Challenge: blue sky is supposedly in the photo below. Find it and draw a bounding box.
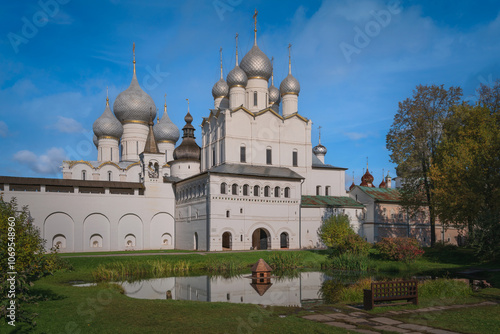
[1,0,499,189]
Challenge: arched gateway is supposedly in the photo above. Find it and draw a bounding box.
[252,228,270,250]
[222,232,232,250]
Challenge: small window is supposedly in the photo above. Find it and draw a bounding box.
[292,150,298,167]
[266,148,272,165]
[284,187,290,198]
[325,186,331,196]
[243,184,249,196]
[232,184,238,195]
[110,148,113,161]
[316,186,321,196]
[240,235,243,241]
[108,171,112,181]
[221,183,227,194]
[240,208,243,214]
[254,185,260,197]
[253,91,257,106]
[274,186,280,198]
[240,146,246,163]
[82,170,86,181]
[264,186,270,197]
[212,148,216,167]
[226,210,230,218]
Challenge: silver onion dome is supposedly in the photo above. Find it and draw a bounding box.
[93,99,124,140]
[269,84,280,104]
[227,65,248,88]
[212,78,229,98]
[154,105,180,144]
[280,73,300,95]
[113,69,156,123]
[240,45,272,80]
[313,144,327,155]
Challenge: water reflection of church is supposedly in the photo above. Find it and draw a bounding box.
[121,272,326,307]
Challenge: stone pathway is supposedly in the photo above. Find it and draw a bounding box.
[301,301,497,334]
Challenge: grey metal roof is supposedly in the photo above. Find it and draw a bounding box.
[209,163,303,179]
[0,176,144,189]
[311,153,348,170]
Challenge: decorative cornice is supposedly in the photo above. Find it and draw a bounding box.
[229,84,246,89]
[247,76,267,80]
[157,140,176,144]
[122,120,148,125]
[281,92,299,96]
[98,135,120,141]
[97,161,121,169]
[125,161,140,170]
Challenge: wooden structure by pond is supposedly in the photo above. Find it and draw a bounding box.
[363,280,418,310]
[250,259,273,295]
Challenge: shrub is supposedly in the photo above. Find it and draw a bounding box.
[317,214,353,248]
[338,234,371,256]
[376,237,424,263]
[419,278,472,300]
[0,197,70,327]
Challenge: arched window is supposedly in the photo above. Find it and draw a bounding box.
[284,187,290,198]
[108,171,112,181]
[292,150,298,167]
[253,91,258,106]
[264,186,270,197]
[82,170,86,180]
[325,186,331,196]
[243,184,249,196]
[232,183,238,195]
[254,185,260,197]
[274,186,280,198]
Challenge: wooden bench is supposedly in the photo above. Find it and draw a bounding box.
[363,280,418,310]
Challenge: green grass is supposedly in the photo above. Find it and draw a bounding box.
[4,248,500,333]
[392,305,500,334]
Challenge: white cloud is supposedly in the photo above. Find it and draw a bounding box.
[47,116,85,133]
[13,147,67,175]
[344,131,369,140]
[0,121,8,137]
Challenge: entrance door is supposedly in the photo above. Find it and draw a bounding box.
[252,228,270,250]
[280,232,289,249]
[222,232,232,250]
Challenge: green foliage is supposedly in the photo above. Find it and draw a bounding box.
[318,214,371,254]
[386,84,463,246]
[317,214,353,248]
[0,196,69,327]
[376,237,425,263]
[338,233,371,256]
[329,253,370,271]
[431,94,500,260]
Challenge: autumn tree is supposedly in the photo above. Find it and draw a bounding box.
[431,82,500,259]
[386,84,462,246]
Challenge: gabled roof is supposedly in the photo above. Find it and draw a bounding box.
[301,195,364,208]
[284,112,308,123]
[254,107,283,120]
[355,186,401,203]
[251,258,272,272]
[209,163,303,180]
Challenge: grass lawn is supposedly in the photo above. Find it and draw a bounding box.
[3,248,499,333]
[392,304,500,334]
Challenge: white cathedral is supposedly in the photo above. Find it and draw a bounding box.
[1,16,384,253]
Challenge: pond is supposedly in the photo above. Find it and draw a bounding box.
[120,272,334,307]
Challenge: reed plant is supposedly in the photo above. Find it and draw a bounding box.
[266,252,302,270]
[329,252,370,271]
